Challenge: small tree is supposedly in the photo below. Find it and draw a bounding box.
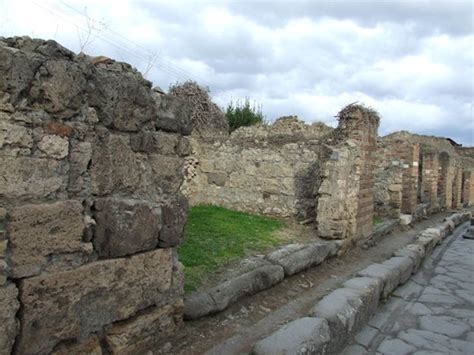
[225,98,265,132]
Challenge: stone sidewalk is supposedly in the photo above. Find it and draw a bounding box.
[343,227,474,354]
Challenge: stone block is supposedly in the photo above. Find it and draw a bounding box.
[207,172,227,186]
[37,134,69,159]
[265,242,335,276]
[415,235,437,255]
[393,244,425,273]
[16,248,175,355]
[51,335,102,355]
[29,59,87,118]
[0,240,6,258]
[400,214,412,225]
[443,220,455,233]
[0,121,33,148]
[0,283,20,355]
[93,198,161,258]
[149,153,185,193]
[309,287,372,353]
[158,194,188,248]
[253,317,330,355]
[130,130,179,155]
[357,263,400,298]
[8,200,93,278]
[343,277,383,315]
[176,136,192,156]
[422,228,442,245]
[0,259,7,285]
[209,263,284,313]
[0,156,65,200]
[68,141,92,193]
[154,94,193,135]
[88,65,156,132]
[105,300,183,355]
[90,134,140,196]
[382,256,414,284]
[184,292,217,320]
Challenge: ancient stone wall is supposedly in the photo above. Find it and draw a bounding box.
[182,117,333,221]
[183,106,379,244]
[0,37,191,354]
[375,132,474,217]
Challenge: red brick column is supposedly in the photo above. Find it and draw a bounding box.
[421,151,438,208]
[462,171,474,206]
[337,106,379,240]
[452,166,463,209]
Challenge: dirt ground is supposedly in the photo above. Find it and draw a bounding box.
[164,211,456,355]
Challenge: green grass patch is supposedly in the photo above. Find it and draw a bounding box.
[178,205,285,293]
[373,216,384,225]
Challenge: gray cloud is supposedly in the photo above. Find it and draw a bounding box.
[1,0,473,144]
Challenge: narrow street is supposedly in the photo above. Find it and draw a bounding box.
[343,223,474,355]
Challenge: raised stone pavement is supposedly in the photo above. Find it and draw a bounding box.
[343,226,474,354]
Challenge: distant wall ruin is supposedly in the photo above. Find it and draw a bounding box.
[0,37,191,354]
[183,105,380,242]
[374,131,474,221]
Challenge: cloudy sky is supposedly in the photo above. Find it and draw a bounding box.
[1,0,473,144]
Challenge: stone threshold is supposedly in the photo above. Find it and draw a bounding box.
[184,240,339,320]
[251,211,471,354]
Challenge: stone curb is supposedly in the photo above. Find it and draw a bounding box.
[252,211,472,355]
[362,219,399,249]
[184,241,338,320]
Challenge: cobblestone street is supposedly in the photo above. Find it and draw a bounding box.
[343,224,474,354]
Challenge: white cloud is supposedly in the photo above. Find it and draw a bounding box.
[1,0,472,145]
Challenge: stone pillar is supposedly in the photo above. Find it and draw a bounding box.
[402,143,420,214]
[421,151,439,209]
[452,166,463,209]
[327,104,379,241]
[437,152,451,208]
[462,170,474,206]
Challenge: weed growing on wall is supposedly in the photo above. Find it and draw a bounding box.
[225,98,266,132]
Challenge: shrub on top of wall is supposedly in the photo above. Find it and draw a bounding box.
[225,98,266,132]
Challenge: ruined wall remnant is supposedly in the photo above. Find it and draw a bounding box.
[375,131,474,216]
[374,139,403,219]
[169,81,229,138]
[183,102,379,242]
[182,117,333,221]
[462,171,474,206]
[0,37,191,354]
[316,104,379,241]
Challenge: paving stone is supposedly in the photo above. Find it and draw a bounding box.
[419,315,470,338]
[406,302,432,316]
[398,328,474,354]
[340,344,367,355]
[398,329,452,353]
[252,317,331,355]
[354,325,380,348]
[377,338,416,355]
[392,280,424,301]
